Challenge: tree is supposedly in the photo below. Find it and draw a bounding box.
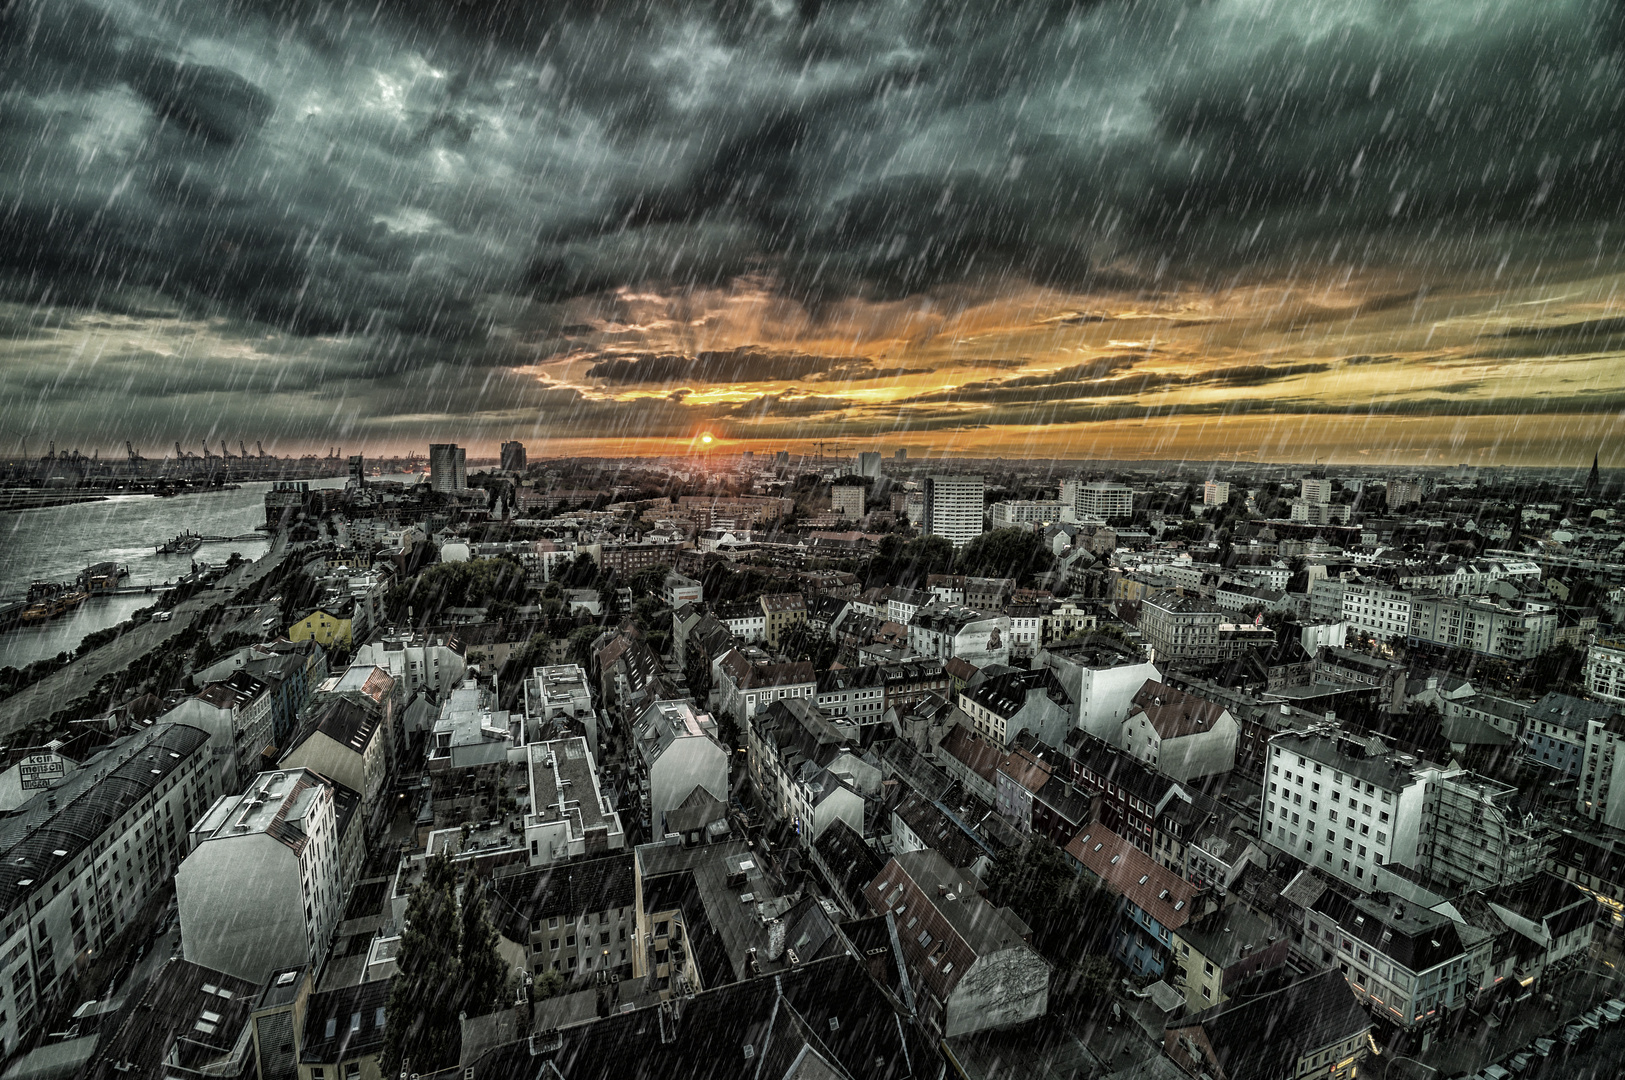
[628,563,672,600]
[459,878,510,1019]
[954,527,1053,585]
[984,837,1114,962]
[383,856,462,1075]
[532,969,566,1001]
[567,624,602,669]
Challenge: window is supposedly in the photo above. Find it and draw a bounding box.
[566,935,576,947]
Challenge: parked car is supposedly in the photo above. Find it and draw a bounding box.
[1532,1038,1556,1058]
[1508,1052,1534,1073]
[1561,1022,1595,1048]
[152,610,173,622]
[1480,1065,1513,1080]
[1602,998,1625,1023]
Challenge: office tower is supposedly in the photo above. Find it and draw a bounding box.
[857,451,882,478]
[500,440,527,473]
[429,443,467,493]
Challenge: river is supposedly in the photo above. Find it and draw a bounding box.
[0,477,382,669]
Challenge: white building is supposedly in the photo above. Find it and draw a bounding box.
[524,737,626,866]
[1202,480,1230,506]
[1031,641,1162,744]
[662,572,704,609]
[1122,681,1237,782]
[1075,481,1133,521]
[1300,476,1333,503]
[1341,580,1415,640]
[909,603,1012,668]
[631,699,730,836]
[1261,731,1431,890]
[524,663,596,744]
[162,670,275,793]
[990,500,1068,529]
[923,475,986,548]
[857,451,882,478]
[1585,640,1625,704]
[352,632,466,699]
[0,723,218,1053]
[1408,593,1558,660]
[429,443,467,493]
[177,769,344,986]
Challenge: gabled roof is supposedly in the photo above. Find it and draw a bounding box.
[995,746,1053,795]
[1065,824,1199,930]
[488,853,638,944]
[1310,888,1465,973]
[936,723,1001,784]
[462,954,924,1080]
[1129,680,1229,739]
[866,849,1034,1003]
[1166,970,1371,1080]
[300,978,391,1064]
[295,697,380,757]
[85,960,257,1079]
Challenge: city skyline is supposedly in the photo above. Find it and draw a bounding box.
[4,1,1625,464]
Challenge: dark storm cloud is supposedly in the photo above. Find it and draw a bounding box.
[584,348,927,386]
[904,358,1333,405]
[7,0,1625,439]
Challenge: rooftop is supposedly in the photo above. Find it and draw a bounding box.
[528,737,618,838]
[0,722,210,916]
[192,769,330,855]
[1167,969,1372,1080]
[1129,679,1229,739]
[1065,825,1200,930]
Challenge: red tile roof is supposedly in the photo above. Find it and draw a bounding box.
[1129,680,1230,740]
[1065,824,1199,930]
[937,723,1001,783]
[996,746,1053,794]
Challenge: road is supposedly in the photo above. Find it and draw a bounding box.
[1524,1009,1625,1080]
[0,534,287,737]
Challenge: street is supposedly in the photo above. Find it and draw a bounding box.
[0,534,287,737]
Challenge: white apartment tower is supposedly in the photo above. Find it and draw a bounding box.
[1075,481,1134,521]
[924,475,986,548]
[1202,480,1230,506]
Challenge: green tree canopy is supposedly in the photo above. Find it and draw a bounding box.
[382,856,462,1075]
[954,527,1054,585]
[459,878,510,1019]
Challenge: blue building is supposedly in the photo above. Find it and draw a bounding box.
[1525,692,1613,778]
[1066,824,1207,979]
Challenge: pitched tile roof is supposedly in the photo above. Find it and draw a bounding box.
[1129,680,1229,739]
[1065,824,1199,930]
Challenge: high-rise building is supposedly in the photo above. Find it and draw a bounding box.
[1202,480,1230,506]
[500,440,527,473]
[429,443,466,493]
[830,483,866,518]
[1075,481,1133,521]
[895,448,907,461]
[1299,476,1333,503]
[923,475,985,548]
[347,454,366,488]
[857,451,882,478]
[775,450,790,467]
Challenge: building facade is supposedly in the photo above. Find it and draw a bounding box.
[923,475,986,548]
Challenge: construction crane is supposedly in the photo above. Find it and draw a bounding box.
[239,440,249,459]
[256,441,265,458]
[174,441,184,461]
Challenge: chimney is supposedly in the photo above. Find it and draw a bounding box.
[766,918,786,962]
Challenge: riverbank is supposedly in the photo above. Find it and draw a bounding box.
[0,491,109,512]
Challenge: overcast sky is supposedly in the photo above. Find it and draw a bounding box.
[3,0,1624,462]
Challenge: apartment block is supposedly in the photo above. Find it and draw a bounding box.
[1261,731,1429,890]
[177,769,345,986]
[1075,481,1133,521]
[923,475,986,548]
[0,723,217,1053]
